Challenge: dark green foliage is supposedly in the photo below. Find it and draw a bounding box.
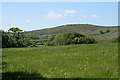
[75,37,96,44]
[2,71,44,79]
[30,42,38,47]
[2,31,11,48]
[45,32,96,46]
[50,36,55,41]
[100,30,104,34]
[45,36,55,46]
[8,27,22,33]
[45,41,54,46]
[2,27,30,48]
[106,30,110,33]
[100,30,110,35]
[53,34,68,45]
[30,44,37,47]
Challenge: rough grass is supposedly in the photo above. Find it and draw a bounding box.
[25,24,118,42]
[2,43,118,79]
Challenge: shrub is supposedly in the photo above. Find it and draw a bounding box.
[46,32,96,46]
[106,30,110,33]
[45,41,54,46]
[100,30,104,35]
[52,34,68,45]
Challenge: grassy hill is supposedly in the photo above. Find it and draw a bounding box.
[25,24,118,43]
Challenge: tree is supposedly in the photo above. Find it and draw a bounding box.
[8,27,23,38]
[53,34,68,45]
[2,27,30,48]
[2,31,10,48]
[106,30,110,33]
[100,30,104,35]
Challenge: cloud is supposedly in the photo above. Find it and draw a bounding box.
[46,11,63,19]
[63,14,68,16]
[25,19,30,23]
[81,14,100,19]
[46,9,76,19]
[91,14,100,18]
[64,10,76,14]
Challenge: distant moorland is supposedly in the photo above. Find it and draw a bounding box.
[25,24,118,43]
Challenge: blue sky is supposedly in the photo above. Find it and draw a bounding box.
[2,2,118,31]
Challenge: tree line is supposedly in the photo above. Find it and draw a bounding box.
[2,27,30,48]
[2,27,119,48]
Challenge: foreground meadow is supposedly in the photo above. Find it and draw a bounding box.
[2,43,118,79]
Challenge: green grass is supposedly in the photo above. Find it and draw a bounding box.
[2,43,118,79]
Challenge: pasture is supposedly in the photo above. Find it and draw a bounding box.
[2,43,118,79]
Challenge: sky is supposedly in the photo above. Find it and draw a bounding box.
[2,2,118,31]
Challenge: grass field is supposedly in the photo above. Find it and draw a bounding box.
[2,43,118,79]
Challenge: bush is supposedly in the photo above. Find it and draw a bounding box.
[100,30,104,35]
[46,32,96,46]
[52,34,68,45]
[45,41,54,46]
[106,30,110,33]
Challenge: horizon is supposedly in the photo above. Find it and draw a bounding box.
[25,23,118,32]
[2,2,118,31]
[1,23,118,32]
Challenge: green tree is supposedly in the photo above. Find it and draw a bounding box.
[106,30,110,33]
[53,34,68,45]
[100,30,104,35]
[2,31,10,48]
[2,27,30,48]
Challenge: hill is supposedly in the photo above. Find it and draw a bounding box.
[25,24,118,42]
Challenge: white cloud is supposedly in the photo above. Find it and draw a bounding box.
[64,10,76,14]
[46,9,76,19]
[81,14,100,19]
[63,13,68,16]
[25,19,30,23]
[46,12,63,19]
[91,14,100,18]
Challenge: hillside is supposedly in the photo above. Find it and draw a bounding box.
[25,24,118,42]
